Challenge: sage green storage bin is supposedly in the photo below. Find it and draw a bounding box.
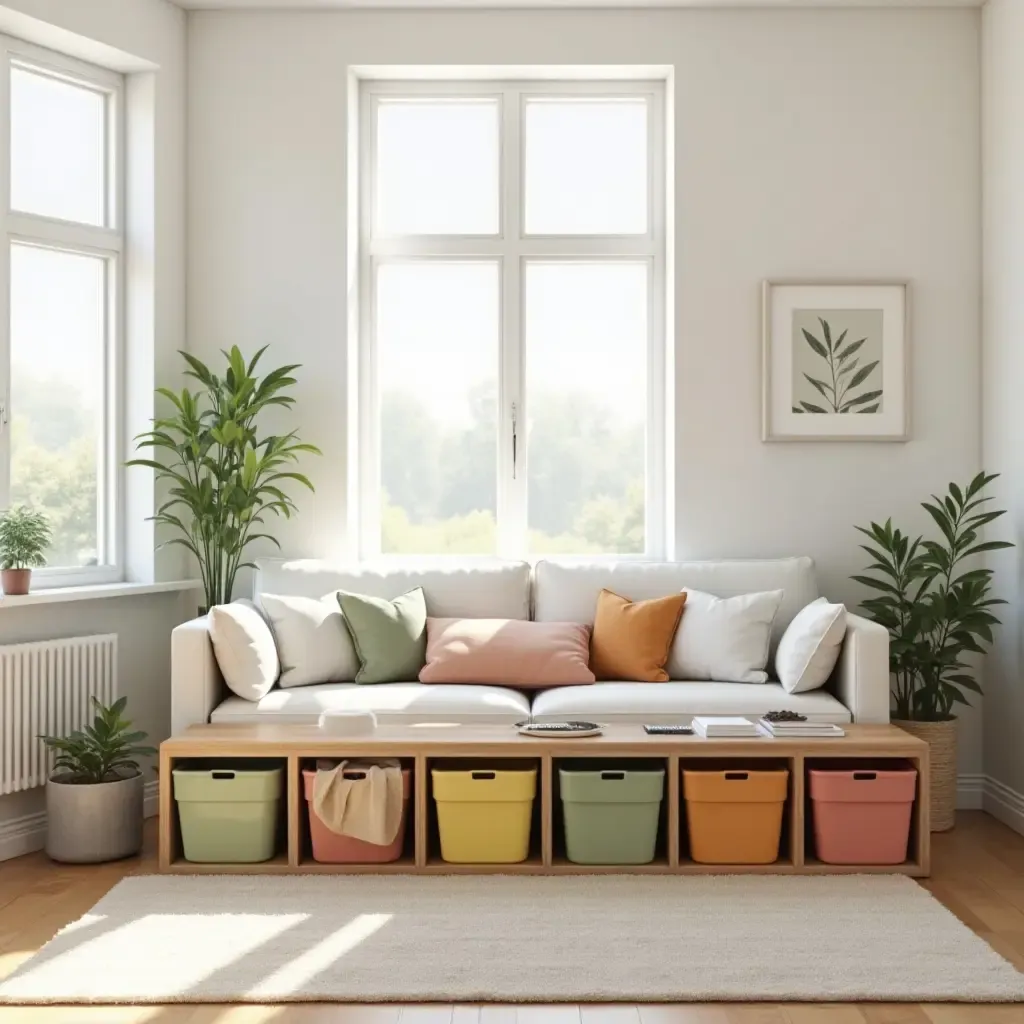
[173,763,283,863]
[559,767,665,865]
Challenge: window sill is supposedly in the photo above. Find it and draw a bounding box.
[0,579,202,608]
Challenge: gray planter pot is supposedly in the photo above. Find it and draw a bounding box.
[46,771,144,863]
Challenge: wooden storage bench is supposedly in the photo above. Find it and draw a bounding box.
[158,722,930,876]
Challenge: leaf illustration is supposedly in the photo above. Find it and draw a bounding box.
[841,389,883,412]
[792,406,804,414]
[856,404,880,414]
[847,360,880,390]
[801,328,828,360]
[820,318,833,352]
[837,359,859,379]
[803,374,834,402]
[832,329,849,351]
[799,401,828,413]
[838,338,867,363]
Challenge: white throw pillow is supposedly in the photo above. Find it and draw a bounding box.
[775,597,848,694]
[260,592,359,688]
[667,589,784,683]
[208,600,279,702]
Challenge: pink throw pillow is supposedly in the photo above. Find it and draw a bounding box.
[419,618,595,688]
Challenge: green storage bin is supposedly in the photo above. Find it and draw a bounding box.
[173,762,283,863]
[559,767,665,865]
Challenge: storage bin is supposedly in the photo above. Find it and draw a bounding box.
[302,766,411,864]
[432,765,536,863]
[559,767,665,864]
[683,768,788,864]
[173,763,282,863]
[810,766,917,865]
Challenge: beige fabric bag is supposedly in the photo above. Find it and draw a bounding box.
[312,759,404,845]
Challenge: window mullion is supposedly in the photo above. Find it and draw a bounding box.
[496,87,525,559]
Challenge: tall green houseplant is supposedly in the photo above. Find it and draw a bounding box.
[852,472,1013,830]
[129,346,321,609]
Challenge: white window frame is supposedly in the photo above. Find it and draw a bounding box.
[0,36,124,587]
[357,78,667,561]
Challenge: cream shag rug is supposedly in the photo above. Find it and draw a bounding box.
[2,874,1023,1004]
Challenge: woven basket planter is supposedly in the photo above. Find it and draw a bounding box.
[893,718,957,832]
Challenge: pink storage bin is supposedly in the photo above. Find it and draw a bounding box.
[810,766,917,865]
[302,767,411,864]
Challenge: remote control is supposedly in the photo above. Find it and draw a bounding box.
[515,720,601,733]
[644,724,694,735]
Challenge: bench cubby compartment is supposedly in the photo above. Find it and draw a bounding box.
[299,757,415,865]
[428,758,541,865]
[805,758,919,867]
[172,757,287,864]
[681,758,791,866]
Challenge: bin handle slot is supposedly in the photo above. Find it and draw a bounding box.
[853,772,877,781]
[211,771,235,780]
[724,772,749,781]
[600,771,626,781]
[342,771,367,781]
[471,771,496,780]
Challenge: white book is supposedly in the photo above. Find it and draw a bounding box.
[757,722,845,738]
[693,716,758,737]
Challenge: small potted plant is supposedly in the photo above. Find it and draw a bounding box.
[0,504,51,595]
[41,696,156,863]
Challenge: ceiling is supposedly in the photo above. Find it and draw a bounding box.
[170,0,981,10]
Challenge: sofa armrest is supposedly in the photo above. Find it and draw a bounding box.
[171,616,226,735]
[830,613,890,723]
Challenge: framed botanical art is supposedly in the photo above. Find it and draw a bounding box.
[762,280,909,442]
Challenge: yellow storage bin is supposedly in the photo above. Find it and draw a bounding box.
[683,768,789,865]
[432,765,537,863]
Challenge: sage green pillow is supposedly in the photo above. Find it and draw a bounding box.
[337,587,428,684]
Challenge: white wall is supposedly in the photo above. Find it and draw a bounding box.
[189,6,983,773]
[0,0,190,857]
[982,0,1024,821]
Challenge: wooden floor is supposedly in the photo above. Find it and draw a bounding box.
[0,811,1022,1023]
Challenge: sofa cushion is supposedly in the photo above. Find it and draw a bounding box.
[338,587,428,684]
[533,558,817,655]
[209,681,531,726]
[420,618,594,687]
[261,592,359,688]
[668,589,783,684]
[531,681,852,725]
[208,601,279,702]
[254,558,531,619]
[591,589,687,682]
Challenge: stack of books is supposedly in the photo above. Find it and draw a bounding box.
[757,718,845,739]
[692,716,759,738]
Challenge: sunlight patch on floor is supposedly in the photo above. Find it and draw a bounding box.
[248,913,393,999]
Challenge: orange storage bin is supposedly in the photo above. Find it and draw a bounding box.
[302,767,411,864]
[683,768,788,864]
[810,767,916,865]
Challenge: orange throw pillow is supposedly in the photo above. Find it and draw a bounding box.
[590,589,687,682]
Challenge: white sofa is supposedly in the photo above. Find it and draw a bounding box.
[170,556,890,734]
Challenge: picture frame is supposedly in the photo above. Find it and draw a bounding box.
[762,280,910,442]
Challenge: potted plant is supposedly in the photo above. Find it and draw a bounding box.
[41,696,156,863]
[128,346,321,611]
[0,504,51,595]
[852,473,1013,831]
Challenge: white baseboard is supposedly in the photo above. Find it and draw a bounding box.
[0,780,160,862]
[957,773,986,810]
[982,775,1024,836]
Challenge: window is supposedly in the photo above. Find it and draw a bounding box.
[2,41,123,582]
[359,81,666,559]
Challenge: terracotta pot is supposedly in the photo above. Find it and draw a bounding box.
[1,568,31,596]
[893,717,957,832]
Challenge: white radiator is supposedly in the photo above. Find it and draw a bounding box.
[0,634,118,795]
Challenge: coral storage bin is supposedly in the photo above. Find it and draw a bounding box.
[559,767,665,865]
[173,763,282,863]
[432,765,536,863]
[683,768,788,864]
[302,767,411,864]
[810,767,917,865]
